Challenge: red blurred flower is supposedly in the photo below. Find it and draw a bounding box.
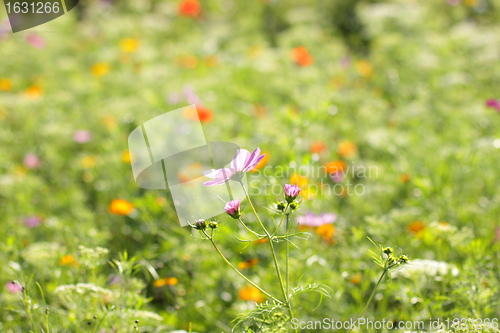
[178,0,200,18]
[291,46,313,67]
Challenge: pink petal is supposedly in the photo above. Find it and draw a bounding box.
[231,149,251,172]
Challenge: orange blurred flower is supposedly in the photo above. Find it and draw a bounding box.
[59,254,77,266]
[178,55,199,68]
[316,224,335,241]
[109,199,134,215]
[183,105,213,122]
[291,46,314,67]
[355,60,373,78]
[178,0,200,17]
[239,286,264,303]
[238,258,259,270]
[337,141,357,158]
[465,0,478,6]
[91,62,110,77]
[154,277,179,288]
[0,78,12,92]
[120,38,140,53]
[25,85,43,99]
[254,238,268,245]
[310,141,326,154]
[250,152,269,172]
[178,162,203,183]
[399,173,411,183]
[408,221,426,236]
[350,273,362,285]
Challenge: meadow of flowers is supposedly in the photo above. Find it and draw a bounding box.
[1,0,500,332]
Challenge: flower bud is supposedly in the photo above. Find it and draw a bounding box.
[289,201,300,211]
[208,220,218,229]
[276,201,286,212]
[398,255,409,264]
[224,199,242,219]
[382,247,393,255]
[194,219,206,230]
[284,184,301,203]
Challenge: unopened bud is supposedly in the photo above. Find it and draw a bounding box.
[208,220,218,229]
[194,219,206,230]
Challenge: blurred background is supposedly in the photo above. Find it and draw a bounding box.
[1,0,500,332]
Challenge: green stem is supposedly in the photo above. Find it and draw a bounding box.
[238,218,264,238]
[202,229,282,304]
[285,213,290,298]
[270,203,290,238]
[347,269,387,333]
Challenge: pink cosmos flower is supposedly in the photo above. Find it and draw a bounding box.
[6,281,23,294]
[284,184,301,202]
[486,99,500,111]
[24,216,42,228]
[224,199,242,218]
[23,153,40,169]
[73,130,93,143]
[297,212,337,227]
[204,148,266,186]
[26,34,46,49]
[330,172,344,183]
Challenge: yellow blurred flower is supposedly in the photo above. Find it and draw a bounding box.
[102,115,117,130]
[25,85,43,99]
[80,155,96,169]
[290,174,308,187]
[108,199,134,215]
[91,62,110,77]
[154,277,178,288]
[59,254,75,266]
[122,150,133,164]
[239,286,264,303]
[316,224,335,241]
[408,221,426,237]
[465,0,478,6]
[120,38,140,53]
[355,60,373,78]
[337,141,357,158]
[0,78,13,92]
[350,273,362,285]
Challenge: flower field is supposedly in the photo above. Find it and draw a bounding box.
[1,0,500,332]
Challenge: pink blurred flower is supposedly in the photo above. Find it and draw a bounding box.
[330,172,344,183]
[24,216,42,228]
[297,212,337,227]
[26,34,46,49]
[284,184,301,202]
[486,99,500,111]
[73,130,93,143]
[23,153,40,169]
[447,0,460,5]
[340,56,351,68]
[224,199,242,219]
[183,85,201,104]
[204,148,265,186]
[6,281,23,294]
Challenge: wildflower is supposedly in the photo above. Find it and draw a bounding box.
[194,219,206,230]
[224,199,242,219]
[73,130,93,143]
[24,216,42,228]
[183,85,200,104]
[486,99,500,111]
[355,60,373,78]
[398,255,409,264]
[383,247,393,255]
[122,150,132,164]
[297,212,337,227]
[350,273,362,285]
[59,254,75,266]
[254,238,268,245]
[289,201,300,211]
[6,281,23,294]
[26,33,46,49]
[178,55,199,68]
[276,201,286,212]
[91,62,110,77]
[119,38,140,53]
[310,141,326,153]
[23,153,41,169]
[238,258,259,270]
[25,85,43,99]
[284,184,300,203]
[399,173,411,183]
[408,221,425,235]
[465,0,478,6]
[250,151,269,172]
[291,46,314,67]
[195,105,213,122]
[239,286,264,303]
[316,224,335,241]
[154,277,178,287]
[337,140,357,158]
[325,160,347,176]
[102,115,117,130]
[0,78,12,91]
[204,147,266,186]
[178,0,201,18]
[108,199,134,215]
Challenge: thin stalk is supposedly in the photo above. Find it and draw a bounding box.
[347,269,388,333]
[285,213,290,297]
[202,229,282,304]
[270,203,289,238]
[238,218,264,238]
